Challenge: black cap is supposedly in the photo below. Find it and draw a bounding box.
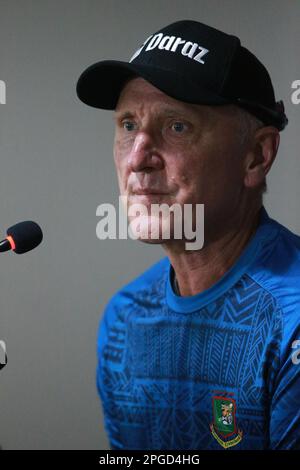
[76,20,288,131]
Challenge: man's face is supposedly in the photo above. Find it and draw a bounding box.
[113,77,248,244]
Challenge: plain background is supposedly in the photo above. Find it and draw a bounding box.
[0,0,299,449]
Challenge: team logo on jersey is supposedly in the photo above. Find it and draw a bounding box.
[210,395,243,448]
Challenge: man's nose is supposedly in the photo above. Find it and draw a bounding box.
[127,131,164,172]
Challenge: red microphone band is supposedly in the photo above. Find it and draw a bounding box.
[6,235,16,251]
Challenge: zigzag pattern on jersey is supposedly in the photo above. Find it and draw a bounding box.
[100,271,282,449]
[238,275,282,407]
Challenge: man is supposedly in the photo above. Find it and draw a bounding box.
[76,20,300,450]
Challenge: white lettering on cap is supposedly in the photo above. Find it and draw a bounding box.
[145,33,164,51]
[129,35,153,62]
[157,35,176,51]
[171,37,186,52]
[129,33,210,64]
[193,45,210,64]
[181,41,199,58]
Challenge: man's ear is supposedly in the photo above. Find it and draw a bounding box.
[244,127,280,189]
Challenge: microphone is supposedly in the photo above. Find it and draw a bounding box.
[0,221,43,254]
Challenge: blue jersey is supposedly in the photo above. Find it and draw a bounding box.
[96,206,300,450]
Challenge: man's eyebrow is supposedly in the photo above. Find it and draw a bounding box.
[114,106,199,121]
[114,111,134,121]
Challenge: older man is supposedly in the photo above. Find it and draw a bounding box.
[77,20,300,450]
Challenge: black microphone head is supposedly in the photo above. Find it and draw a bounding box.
[6,221,43,254]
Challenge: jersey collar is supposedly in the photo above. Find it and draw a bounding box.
[166,205,280,313]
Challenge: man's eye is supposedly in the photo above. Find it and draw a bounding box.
[171,121,187,133]
[122,121,136,131]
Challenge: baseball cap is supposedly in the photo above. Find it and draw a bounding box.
[76,20,288,131]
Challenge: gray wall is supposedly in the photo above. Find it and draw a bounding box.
[0,0,299,449]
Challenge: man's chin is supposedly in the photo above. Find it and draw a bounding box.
[136,237,165,245]
[128,216,175,243]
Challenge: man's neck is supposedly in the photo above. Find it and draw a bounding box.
[164,205,262,297]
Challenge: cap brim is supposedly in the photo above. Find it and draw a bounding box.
[76,60,230,110]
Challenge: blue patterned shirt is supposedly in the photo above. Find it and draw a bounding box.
[96,206,300,450]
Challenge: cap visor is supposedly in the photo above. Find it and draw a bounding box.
[76,60,230,109]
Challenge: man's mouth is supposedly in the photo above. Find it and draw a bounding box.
[131,188,168,196]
